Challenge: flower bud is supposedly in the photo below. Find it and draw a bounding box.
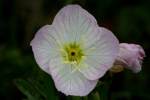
[112,43,145,73]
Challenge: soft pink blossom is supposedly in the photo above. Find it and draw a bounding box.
[30,5,119,96]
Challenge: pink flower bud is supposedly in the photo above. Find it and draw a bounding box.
[115,43,145,73]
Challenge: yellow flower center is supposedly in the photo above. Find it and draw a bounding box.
[61,42,84,64]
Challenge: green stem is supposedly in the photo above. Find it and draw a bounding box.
[82,96,88,100]
[67,96,82,100]
[92,92,100,100]
[72,96,81,100]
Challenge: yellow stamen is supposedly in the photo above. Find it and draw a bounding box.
[61,42,84,65]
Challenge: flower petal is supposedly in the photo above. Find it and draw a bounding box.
[49,57,98,96]
[79,27,119,80]
[52,5,97,43]
[30,25,60,73]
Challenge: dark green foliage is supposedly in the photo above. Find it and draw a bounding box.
[15,69,59,100]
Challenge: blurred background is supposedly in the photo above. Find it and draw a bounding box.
[0,0,150,100]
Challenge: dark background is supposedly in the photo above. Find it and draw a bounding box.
[0,0,150,100]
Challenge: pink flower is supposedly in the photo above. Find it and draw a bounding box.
[30,5,119,96]
[115,43,145,73]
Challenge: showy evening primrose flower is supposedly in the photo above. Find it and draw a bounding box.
[112,43,145,73]
[30,5,119,96]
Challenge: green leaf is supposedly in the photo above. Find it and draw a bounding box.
[15,68,59,100]
[14,79,43,100]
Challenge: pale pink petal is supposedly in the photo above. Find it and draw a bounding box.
[30,25,60,73]
[79,27,119,80]
[52,5,98,43]
[49,57,98,96]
